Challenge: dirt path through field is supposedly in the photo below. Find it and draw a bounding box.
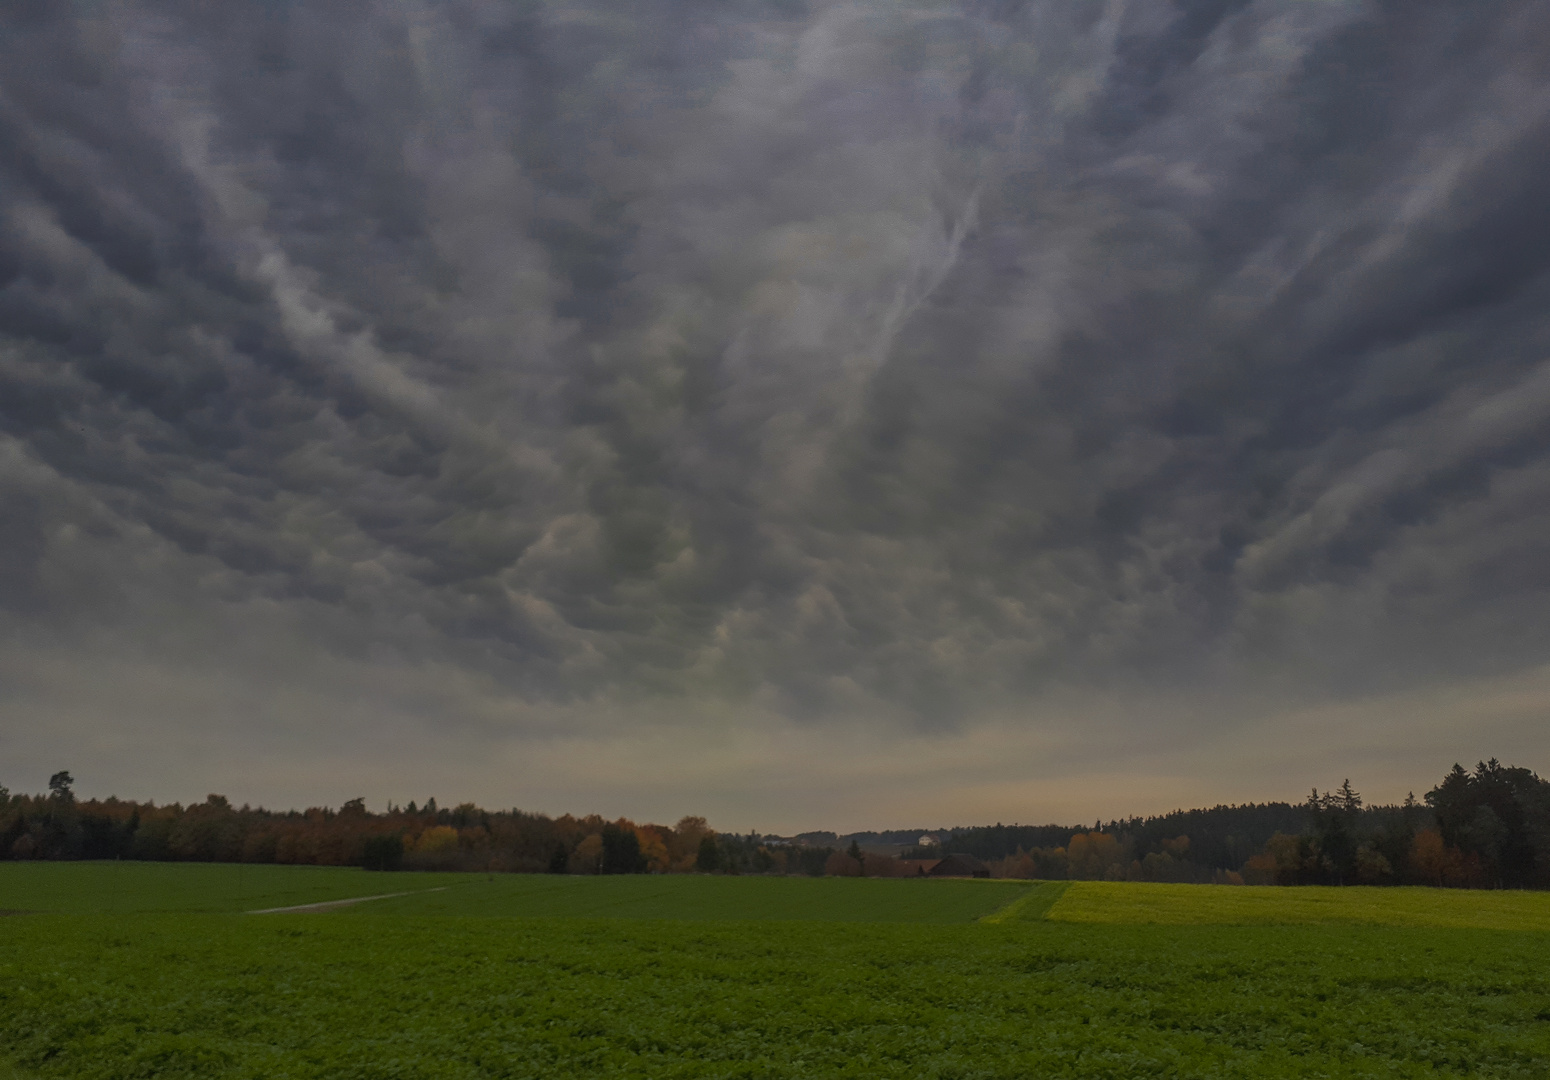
[247,887,448,914]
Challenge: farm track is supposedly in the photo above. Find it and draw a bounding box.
[247,887,449,914]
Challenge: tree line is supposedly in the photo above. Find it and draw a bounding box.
[2,760,1545,887]
[0,772,832,876]
[905,761,1550,888]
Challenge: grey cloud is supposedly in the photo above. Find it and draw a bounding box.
[3,0,1550,815]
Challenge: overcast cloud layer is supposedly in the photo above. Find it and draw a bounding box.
[2,0,1548,829]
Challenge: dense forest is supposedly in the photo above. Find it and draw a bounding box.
[920,761,1550,889]
[2,760,1546,888]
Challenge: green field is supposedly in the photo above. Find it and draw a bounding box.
[341,871,1028,922]
[2,864,1549,1078]
[0,861,482,914]
[0,862,1025,921]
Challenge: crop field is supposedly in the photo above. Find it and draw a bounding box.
[0,862,1026,921]
[339,871,1030,922]
[2,865,1549,1079]
[0,861,483,915]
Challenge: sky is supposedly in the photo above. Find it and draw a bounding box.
[1,0,1548,832]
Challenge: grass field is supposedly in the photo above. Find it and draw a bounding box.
[2,864,1548,1078]
[342,871,1029,922]
[0,861,481,914]
[0,862,1024,922]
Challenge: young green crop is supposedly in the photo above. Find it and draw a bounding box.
[4,866,1549,1078]
[345,870,1030,922]
[0,862,1026,922]
[3,913,1549,1078]
[0,860,480,914]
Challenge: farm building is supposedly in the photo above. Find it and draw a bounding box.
[927,853,991,878]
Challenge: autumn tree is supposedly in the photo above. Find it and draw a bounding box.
[634,825,671,872]
[1408,829,1461,887]
[1066,831,1124,879]
[411,825,459,855]
[570,833,605,873]
[671,816,712,871]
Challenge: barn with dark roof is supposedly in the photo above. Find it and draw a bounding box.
[926,853,991,878]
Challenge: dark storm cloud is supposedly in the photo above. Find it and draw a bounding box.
[2,0,1549,817]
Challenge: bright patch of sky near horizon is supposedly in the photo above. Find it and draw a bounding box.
[1,0,1548,831]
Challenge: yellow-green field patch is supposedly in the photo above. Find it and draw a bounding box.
[980,880,1070,922]
[1047,881,1550,929]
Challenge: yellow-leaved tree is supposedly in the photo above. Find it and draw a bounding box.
[411,825,459,854]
